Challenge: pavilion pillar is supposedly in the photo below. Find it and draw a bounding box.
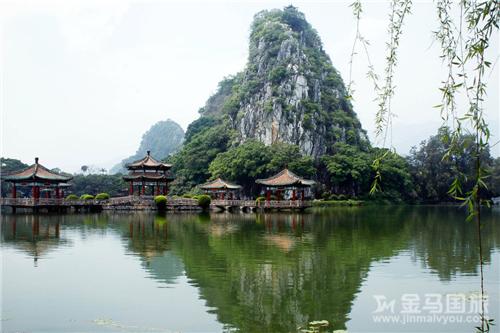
[292,189,296,201]
[33,186,40,200]
[156,182,160,196]
[45,190,50,199]
[221,192,225,200]
[55,187,60,199]
[142,181,145,195]
[266,189,271,203]
[301,190,305,201]
[129,182,133,196]
[12,184,16,198]
[276,189,281,201]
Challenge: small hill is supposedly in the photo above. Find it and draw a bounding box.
[111,119,184,174]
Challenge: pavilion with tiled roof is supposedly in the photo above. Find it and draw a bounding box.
[122,151,174,196]
[3,157,72,199]
[200,178,242,200]
[256,169,315,202]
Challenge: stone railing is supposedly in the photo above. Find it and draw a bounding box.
[106,196,198,207]
[256,200,312,208]
[167,198,198,206]
[211,199,312,208]
[211,199,255,207]
[0,197,102,206]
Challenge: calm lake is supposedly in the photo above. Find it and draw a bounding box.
[1,206,499,333]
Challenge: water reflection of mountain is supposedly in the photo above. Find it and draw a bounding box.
[162,209,412,332]
[155,208,499,332]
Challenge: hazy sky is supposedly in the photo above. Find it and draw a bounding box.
[1,0,498,173]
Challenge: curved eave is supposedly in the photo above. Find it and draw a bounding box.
[255,180,315,187]
[122,175,174,181]
[126,164,172,171]
[201,185,242,190]
[200,178,242,190]
[4,175,73,183]
[255,169,315,187]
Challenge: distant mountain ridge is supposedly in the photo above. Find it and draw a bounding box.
[111,119,184,174]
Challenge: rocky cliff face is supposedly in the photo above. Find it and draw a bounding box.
[195,6,368,157]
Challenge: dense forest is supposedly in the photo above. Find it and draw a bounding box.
[170,126,499,202]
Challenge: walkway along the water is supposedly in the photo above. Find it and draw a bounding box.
[0,196,313,213]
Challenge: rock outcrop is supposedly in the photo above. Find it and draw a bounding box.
[193,6,368,157]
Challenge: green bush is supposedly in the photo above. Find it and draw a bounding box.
[197,194,211,210]
[182,194,193,199]
[328,194,339,200]
[95,193,110,200]
[80,194,94,200]
[154,195,167,211]
[66,194,79,201]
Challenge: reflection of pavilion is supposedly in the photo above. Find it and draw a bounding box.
[1,215,69,266]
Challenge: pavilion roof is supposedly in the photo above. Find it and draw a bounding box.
[126,151,172,170]
[256,169,315,187]
[122,172,174,181]
[200,178,242,190]
[3,158,72,183]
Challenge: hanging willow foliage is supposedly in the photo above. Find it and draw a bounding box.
[348,0,499,331]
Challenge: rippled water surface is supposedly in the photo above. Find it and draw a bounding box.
[1,206,499,332]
